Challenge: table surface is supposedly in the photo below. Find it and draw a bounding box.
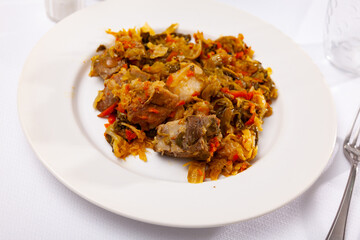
[1,0,360,239]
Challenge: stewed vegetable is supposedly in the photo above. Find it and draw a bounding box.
[90,24,277,183]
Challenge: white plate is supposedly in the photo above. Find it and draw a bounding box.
[18,0,337,228]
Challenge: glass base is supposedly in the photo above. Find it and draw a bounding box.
[325,39,360,75]
[45,0,83,22]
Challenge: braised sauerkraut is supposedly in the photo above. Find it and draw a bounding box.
[89,24,277,183]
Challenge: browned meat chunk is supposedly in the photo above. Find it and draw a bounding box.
[125,82,179,131]
[110,69,126,86]
[154,115,222,160]
[108,66,150,88]
[95,86,118,112]
[90,51,125,80]
[128,65,150,81]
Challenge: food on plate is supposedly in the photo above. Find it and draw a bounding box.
[89,23,278,183]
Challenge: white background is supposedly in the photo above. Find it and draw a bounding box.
[1,0,360,239]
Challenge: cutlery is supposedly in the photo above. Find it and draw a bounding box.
[326,107,360,240]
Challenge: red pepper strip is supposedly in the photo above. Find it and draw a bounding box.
[216,42,222,49]
[191,91,200,97]
[98,102,118,118]
[166,51,178,62]
[175,100,185,107]
[125,129,137,141]
[166,34,175,43]
[221,87,231,94]
[104,123,110,128]
[235,51,244,59]
[221,87,253,100]
[186,70,195,77]
[149,108,159,114]
[232,153,239,162]
[231,91,253,100]
[246,92,254,100]
[108,114,116,124]
[166,75,174,86]
[230,91,248,99]
[169,111,176,118]
[245,113,256,126]
[117,104,125,113]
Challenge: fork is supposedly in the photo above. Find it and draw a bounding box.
[326,107,360,240]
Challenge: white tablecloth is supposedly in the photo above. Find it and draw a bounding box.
[1,0,360,239]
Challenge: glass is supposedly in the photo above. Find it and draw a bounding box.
[45,0,84,22]
[324,0,360,75]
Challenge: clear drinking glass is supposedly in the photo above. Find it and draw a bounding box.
[45,0,84,22]
[324,0,360,75]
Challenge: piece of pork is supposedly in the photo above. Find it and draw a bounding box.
[95,85,118,112]
[110,66,150,86]
[125,81,179,131]
[90,50,125,80]
[167,63,205,102]
[96,66,151,112]
[128,65,151,81]
[154,115,222,160]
